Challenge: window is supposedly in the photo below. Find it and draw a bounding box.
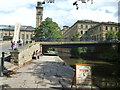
[0,33,1,38]
[81,31,83,34]
[30,34,32,39]
[96,28,98,31]
[22,34,24,39]
[26,34,29,39]
[81,25,83,28]
[1,33,3,38]
[106,26,108,30]
[111,27,113,30]
[86,25,88,29]
[100,27,102,31]
[85,31,87,34]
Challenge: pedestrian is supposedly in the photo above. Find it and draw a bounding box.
[32,50,39,59]
[13,41,17,50]
[36,50,39,59]
[32,50,36,59]
[11,41,15,50]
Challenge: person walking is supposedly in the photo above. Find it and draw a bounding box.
[11,41,15,50]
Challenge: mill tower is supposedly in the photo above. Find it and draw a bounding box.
[36,2,43,27]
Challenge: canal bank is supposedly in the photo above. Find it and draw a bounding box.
[1,56,74,88]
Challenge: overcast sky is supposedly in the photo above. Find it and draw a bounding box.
[0,0,119,28]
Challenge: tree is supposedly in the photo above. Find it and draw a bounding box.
[105,30,117,41]
[71,32,79,41]
[35,17,62,41]
[117,30,120,40]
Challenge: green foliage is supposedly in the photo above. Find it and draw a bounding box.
[117,31,120,40]
[71,32,79,41]
[70,47,80,58]
[105,30,117,40]
[70,47,87,58]
[35,17,62,41]
[48,48,55,51]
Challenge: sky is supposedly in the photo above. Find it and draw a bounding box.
[0,0,119,29]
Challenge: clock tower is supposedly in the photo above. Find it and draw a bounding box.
[36,2,43,27]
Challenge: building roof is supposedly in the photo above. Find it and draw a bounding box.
[0,25,35,31]
[77,20,99,24]
[88,21,118,31]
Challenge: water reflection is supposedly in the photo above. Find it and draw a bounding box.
[56,49,120,89]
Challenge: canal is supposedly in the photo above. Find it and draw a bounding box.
[54,48,120,89]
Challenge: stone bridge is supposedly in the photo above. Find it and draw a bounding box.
[39,41,119,48]
[10,41,120,66]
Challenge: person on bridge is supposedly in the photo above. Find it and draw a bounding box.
[11,41,16,50]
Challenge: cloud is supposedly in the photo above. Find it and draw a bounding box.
[0,0,119,28]
[43,0,119,28]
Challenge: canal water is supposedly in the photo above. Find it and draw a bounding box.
[55,49,120,89]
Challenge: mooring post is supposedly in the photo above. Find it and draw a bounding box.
[0,52,5,76]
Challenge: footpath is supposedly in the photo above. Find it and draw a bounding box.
[1,56,74,89]
[0,41,11,46]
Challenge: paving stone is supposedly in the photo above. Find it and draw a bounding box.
[2,56,74,88]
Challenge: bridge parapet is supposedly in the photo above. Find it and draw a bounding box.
[10,42,40,66]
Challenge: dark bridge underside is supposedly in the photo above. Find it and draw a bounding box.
[42,42,119,48]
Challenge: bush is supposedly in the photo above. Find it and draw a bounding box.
[70,47,87,58]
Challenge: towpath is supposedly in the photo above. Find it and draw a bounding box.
[1,56,74,89]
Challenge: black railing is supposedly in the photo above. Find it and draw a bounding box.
[36,37,120,42]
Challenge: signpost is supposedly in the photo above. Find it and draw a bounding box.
[71,64,92,89]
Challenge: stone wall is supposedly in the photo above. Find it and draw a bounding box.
[10,42,40,66]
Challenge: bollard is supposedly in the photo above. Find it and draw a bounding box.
[0,52,5,76]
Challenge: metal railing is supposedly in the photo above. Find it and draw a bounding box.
[35,37,120,42]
